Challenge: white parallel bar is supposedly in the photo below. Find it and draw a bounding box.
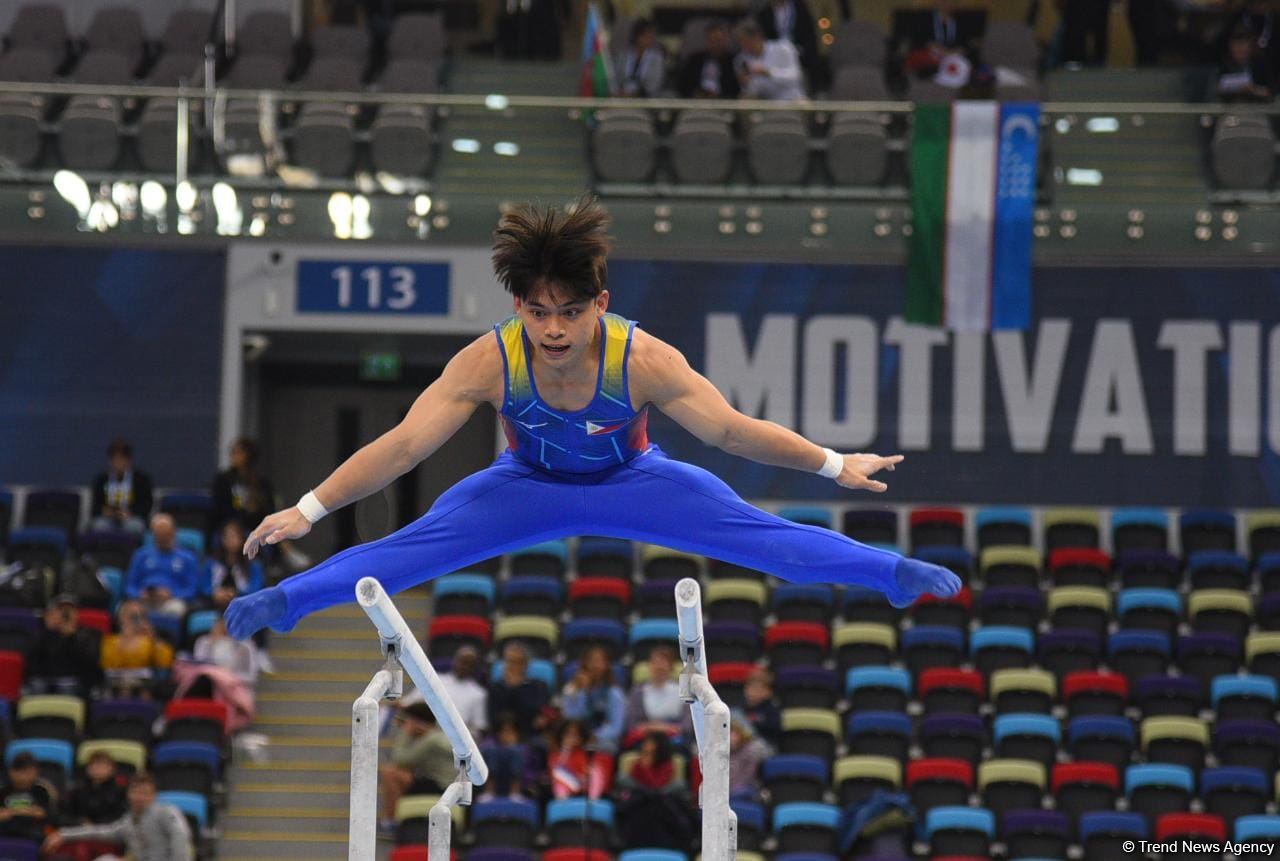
[356,577,489,786]
[675,577,708,750]
[428,781,469,861]
[349,670,394,861]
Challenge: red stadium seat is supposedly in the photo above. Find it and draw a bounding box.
[1050,547,1113,588]
[1052,761,1120,823]
[426,616,492,658]
[388,848,457,861]
[909,507,965,549]
[0,651,24,700]
[919,667,985,714]
[764,621,829,668]
[567,578,632,621]
[163,698,228,745]
[912,586,973,628]
[77,608,111,635]
[1155,812,1226,842]
[906,758,974,813]
[1063,670,1129,716]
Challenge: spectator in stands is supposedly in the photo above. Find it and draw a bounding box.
[560,644,626,752]
[741,665,781,746]
[616,729,693,848]
[25,593,102,697]
[62,751,127,826]
[678,20,740,99]
[727,710,772,798]
[547,719,612,799]
[488,642,550,738]
[100,599,174,698]
[1128,0,1171,66]
[1229,0,1279,72]
[192,616,261,685]
[0,752,54,844]
[1219,25,1275,101]
[902,0,984,78]
[1057,0,1110,65]
[204,521,264,611]
[735,20,807,101]
[43,773,192,861]
[378,702,456,836]
[623,645,684,736]
[617,19,666,97]
[210,437,275,538]
[441,645,489,737]
[124,514,199,618]
[479,713,531,799]
[618,729,685,794]
[755,0,819,88]
[89,439,153,535]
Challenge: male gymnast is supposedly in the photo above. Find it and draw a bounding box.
[226,198,961,640]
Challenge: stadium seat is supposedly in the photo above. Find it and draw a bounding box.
[990,668,1056,714]
[975,507,1032,549]
[839,587,899,626]
[977,586,1042,630]
[1234,814,1280,846]
[772,802,839,854]
[1259,554,1280,594]
[911,586,972,629]
[617,852,684,861]
[765,621,828,668]
[1246,511,1280,561]
[827,110,889,186]
[1107,629,1171,682]
[775,666,839,710]
[1179,510,1237,556]
[1178,632,1242,689]
[546,798,613,849]
[1063,670,1128,717]
[980,20,1039,68]
[902,625,965,674]
[906,758,973,813]
[0,490,11,544]
[762,754,829,804]
[185,609,218,646]
[77,739,146,775]
[1259,592,1280,630]
[1116,588,1181,635]
[746,112,811,185]
[707,662,753,708]
[511,540,568,577]
[89,699,159,745]
[980,546,1041,590]
[1134,674,1204,718]
[777,506,832,529]
[993,714,1060,768]
[732,799,766,850]
[914,546,974,581]
[832,755,899,806]
[1049,548,1111,588]
[76,608,111,635]
[978,759,1045,816]
[920,714,986,764]
[833,622,896,671]
[924,806,995,857]
[918,668,984,715]
[1079,811,1146,861]
[971,626,1034,676]
[0,609,41,654]
[0,838,37,861]
[845,666,910,713]
[1037,628,1103,680]
[6,527,67,577]
[628,619,678,660]
[1140,716,1208,773]
[1187,551,1250,591]
[634,580,678,619]
[395,794,464,844]
[20,490,82,537]
[1116,551,1182,590]
[433,574,496,618]
[156,492,212,533]
[470,798,540,848]
[780,708,841,761]
[1201,766,1269,827]
[1111,508,1170,555]
[564,619,627,660]
[1214,720,1280,774]
[1001,809,1071,860]
[1051,762,1120,825]
[670,110,733,184]
[160,790,208,835]
[1155,813,1225,861]
[909,508,965,551]
[567,578,630,621]
[498,577,562,618]
[427,616,492,658]
[845,711,911,761]
[1246,631,1280,682]
[1068,716,1135,772]
[771,584,834,623]
[704,622,762,663]
[828,19,887,69]
[541,852,609,861]
[162,699,227,746]
[147,612,182,648]
[493,617,559,660]
[592,110,657,183]
[577,537,633,580]
[1125,763,1194,825]
[1211,674,1277,721]
[707,557,766,581]
[76,530,140,572]
[1042,508,1100,551]
[1188,589,1252,639]
[0,650,24,700]
[1047,586,1110,636]
[5,738,72,790]
[704,580,767,624]
[153,741,220,797]
[641,545,699,581]
[841,509,897,545]
[16,694,84,743]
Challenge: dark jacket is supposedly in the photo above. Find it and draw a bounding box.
[210,468,275,535]
[91,470,153,521]
[65,774,128,825]
[899,9,986,53]
[677,51,740,99]
[488,677,550,737]
[26,625,103,689]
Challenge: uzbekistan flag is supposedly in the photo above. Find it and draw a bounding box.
[581,3,614,97]
[906,101,1039,331]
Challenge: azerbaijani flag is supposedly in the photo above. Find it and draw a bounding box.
[581,2,614,97]
[906,101,1040,331]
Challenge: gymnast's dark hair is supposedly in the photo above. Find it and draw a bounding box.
[491,196,612,303]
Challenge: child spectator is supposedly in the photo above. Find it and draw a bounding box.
[204,521,264,611]
[617,730,693,849]
[677,20,740,99]
[63,751,127,826]
[728,710,773,799]
[479,713,531,800]
[488,643,549,738]
[617,19,666,97]
[100,599,174,698]
[618,730,685,794]
[624,645,684,736]
[560,645,626,752]
[1219,26,1275,102]
[124,514,199,618]
[741,665,782,746]
[26,594,102,697]
[89,439,152,535]
[44,773,191,861]
[0,752,55,844]
[547,719,612,799]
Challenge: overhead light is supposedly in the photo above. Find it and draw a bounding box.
[494,141,519,157]
[175,181,198,212]
[451,138,481,154]
[485,94,509,110]
[177,214,196,235]
[212,182,242,236]
[1065,168,1103,186]
[352,194,372,240]
[328,191,353,240]
[110,181,137,213]
[413,194,432,217]
[375,172,408,195]
[87,200,119,232]
[53,170,91,219]
[1085,117,1119,133]
[248,213,267,237]
[140,181,166,217]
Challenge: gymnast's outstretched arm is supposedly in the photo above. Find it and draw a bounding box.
[241,334,503,560]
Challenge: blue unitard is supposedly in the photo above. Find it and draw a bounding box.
[243,313,947,635]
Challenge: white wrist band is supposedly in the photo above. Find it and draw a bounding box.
[296,491,329,524]
[816,447,844,479]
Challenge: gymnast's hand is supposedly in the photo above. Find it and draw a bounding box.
[243,506,312,559]
[226,586,289,640]
[891,557,964,608]
[835,453,904,493]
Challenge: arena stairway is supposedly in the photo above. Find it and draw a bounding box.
[217,586,433,861]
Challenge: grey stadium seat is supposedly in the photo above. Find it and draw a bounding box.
[0,48,57,83]
[7,4,68,58]
[137,99,190,172]
[290,103,355,176]
[145,52,202,86]
[84,6,146,63]
[388,13,446,60]
[310,25,368,61]
[746,112,809,184]
[909,78,958,104]
[981,22,1039,71]
[378,58,439,94]
[830,66,890,101]
[59,52,134,171]
[827,115,888,185]
[226,55,289,89]
[0,48,55,168]
[161,8,214,57]
[237,11,293,58]
[297,56,364,90]
[592,109,656,183]
[220,56,289,164]
[828,21,887,71]
[370,59,437,176]
[671,109,733,184]
[1212,115,1277,190]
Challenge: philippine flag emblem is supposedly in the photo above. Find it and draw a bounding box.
[585,419,626,435]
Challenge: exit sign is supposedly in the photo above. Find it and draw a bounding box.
[360,351,402,381]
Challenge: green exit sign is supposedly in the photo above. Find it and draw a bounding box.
[360,351,401,381]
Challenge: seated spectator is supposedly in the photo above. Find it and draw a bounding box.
[62,751,127,826]
[210,438,275,539]
[170,616,259,733]
[618,730,685,794]
[479,713,532,800]
[624,645,684,737]
[125,514,199,618]
[26,594,102,697]
[1219,25,1274,102]
[1228,0,1279,72]
[616,729,694,849]
[433,646,488,738]
[900,0,984,77]
[100,599,174,699]
[618,19,666,97]
[734,20,807,101]
[378,702,456,837]
[728,709,772,799]
[488,643,550,738]
[204,521,264,611]
[755,0,819,88]
[560,644,626,752]
[547,719,612,799]
[678,20,740,99]
[44,773,191,861]
[192,616,261,685]
[0,752,54,844]
[741,665,781,746]
[89,439,153,535]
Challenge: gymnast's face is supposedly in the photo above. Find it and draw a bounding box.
[515,281,608,368]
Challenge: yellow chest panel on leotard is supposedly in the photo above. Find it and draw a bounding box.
[494,313,650,473]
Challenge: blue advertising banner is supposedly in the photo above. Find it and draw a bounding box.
[606,261,1280,506]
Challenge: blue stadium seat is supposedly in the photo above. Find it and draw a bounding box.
[1201,766,1269,826]
[1111,508,1169,555]
[1068,716,1136,772]
[98,566,124,606]
[433,573,496,617]
[1211,674,1278,722]
[771,584,835,623]
[628,618,678,660]
[153,741,220,797]
[844,666,911,713]
[971,626,1034,675]
[7,526,68,571]
[777,506,832,529]
[845,711,911,761]
[1079,811,1147,861]
[704,622,762,663]
[1187,551,1250,591]
[545,798,613,848]
[562,619,626,660]
[510,540,568,577]
[498,576,562,617]
[902,625,965,674]
[772,802,840,854]
[1125,763,1194,824]
[1117,588,1182,636]
[1177,631,1242,689]
[147,612,182,646]
[5,738,73,777]
[924,806,995,857]
[617,852,686,861]
[185,609,219,645]
[913,545,974,578]
[731,799,766,850]
[158,790,208,831]
[840,586,898,626]
[1179,510,1237,555]
[0,838,37,861]
[975,506,1032,548]
[577,537,634,579]
[89,698,160,746]
[993,713,1061,768]
[1259,552,1280,593]
[761,754,830,805]
[1107,629,1171,682]
[470,798,540,848]
[1234,814,1280,844]
[1037,628,1102,680]
[489,658,556,690]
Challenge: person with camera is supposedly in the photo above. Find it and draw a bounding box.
[559,645,626,753]
[100,600,174,699]
[25,594,102,697]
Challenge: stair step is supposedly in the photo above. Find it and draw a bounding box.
[230,764,351,787]
[221,815,349,834]
[230,786,351,808]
